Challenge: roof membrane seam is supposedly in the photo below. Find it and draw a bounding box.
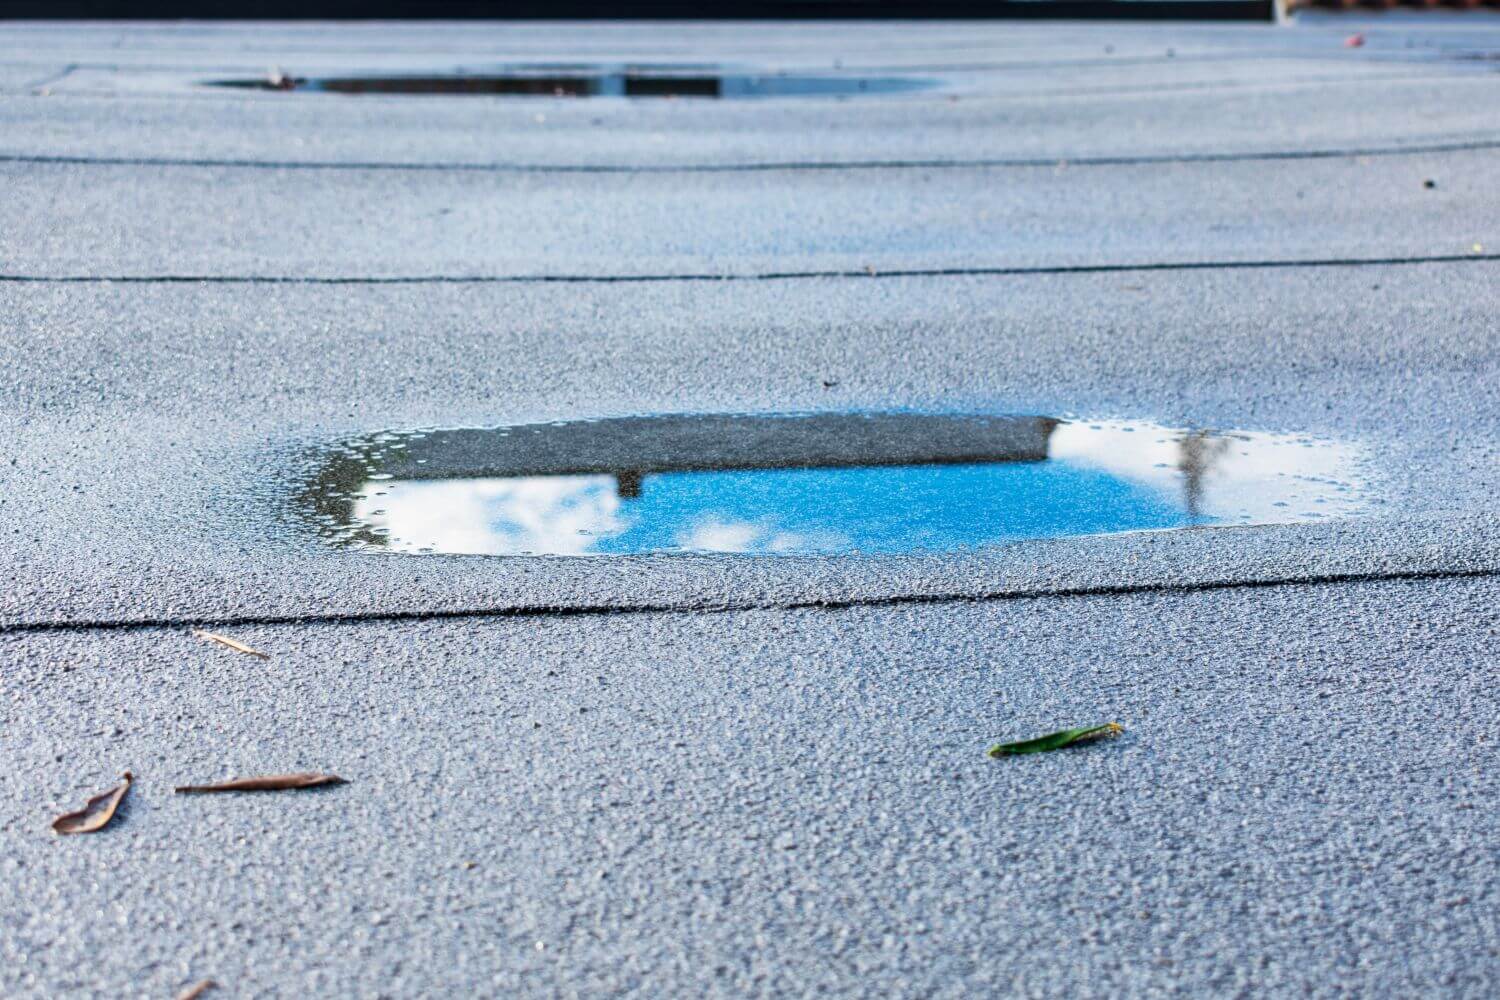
[4,565,1496,637]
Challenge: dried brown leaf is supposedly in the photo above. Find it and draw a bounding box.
[175,980,217,1000]
[52,771,132,835]
[191,629,269,659]
[175,772,347,794]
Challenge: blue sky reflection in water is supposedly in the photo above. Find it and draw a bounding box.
[339,419,1369,556]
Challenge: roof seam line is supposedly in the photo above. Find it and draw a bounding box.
[4,565,1496,637]
[3,137,1499,173]
[2,253,1496,285]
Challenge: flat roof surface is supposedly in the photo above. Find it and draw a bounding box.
[2,16,1498,997]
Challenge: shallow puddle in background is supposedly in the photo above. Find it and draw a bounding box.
[213,67,935,99]
[301,412,1370,557]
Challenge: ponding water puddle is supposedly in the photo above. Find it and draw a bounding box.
[215,67,934,99]
[302,412,1370,557]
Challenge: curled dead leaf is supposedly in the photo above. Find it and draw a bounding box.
[52,772,132,835]
[175,980,216,1000]
[191,629,269,659]
[175,772,347,794]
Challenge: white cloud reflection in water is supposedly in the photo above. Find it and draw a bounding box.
[675,517,847,554]
[1048,420,1368,523]
[353,478,848,556]
[354,474,624,555]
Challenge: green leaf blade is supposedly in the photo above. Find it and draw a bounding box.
[987,722,1123,758]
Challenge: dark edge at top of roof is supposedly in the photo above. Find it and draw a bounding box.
[0,1,1276,22]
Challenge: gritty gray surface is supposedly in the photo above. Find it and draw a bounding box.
[10,73,1500,168]
[3,264,1496,626]
[3,578,1499,997]
[4,20,1500,167]
[2,15,1499,999]
[3,152,1497,278]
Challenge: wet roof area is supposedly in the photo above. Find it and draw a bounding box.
[304,412,1370,556]
[213,66,936,98]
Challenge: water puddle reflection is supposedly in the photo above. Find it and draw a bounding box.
[300,412,1369,557]
[214,67,934,99]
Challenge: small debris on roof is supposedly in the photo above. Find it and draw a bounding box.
[191,629,270,659]
[175,772,347,794]
[988,723,1124,757]
[52,772,132,835]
